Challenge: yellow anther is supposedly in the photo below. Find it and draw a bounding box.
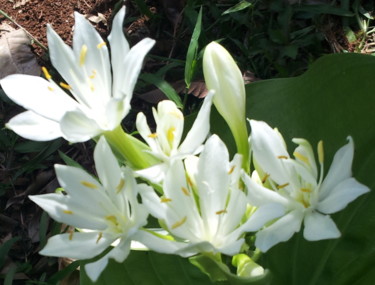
[63,210,73,214]
[160,197,172,203]
[276,183,289,189]
[90,83,95,92]
[318,140,324,164]
[277,155,288,159]
[79,44,88,66]
[261,173,270,183]
[42,66,52,80]
[96,232,103,244]
[171,216,187,229]
[216,209,227,215]
[187,176,194,187]
[81,181,98,189]
[148,133,158,138]
[301,199,310,208]
[69,231,74,240]
[228,165,235,174]
[59,82,72,90]
[47,86,54,91]
[293,151,309,164]
[167,127,175,143]
[116,178,125,193]
[181,187,190,196]
[106,215,119,226]
[300,188,312,193]
[97,42,107,49]
[89,70,97,79]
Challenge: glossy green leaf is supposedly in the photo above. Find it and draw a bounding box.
[222,1,253,15]
[80,251,212,285]
[140,73,183,108]
[185,7,203,88]
[213,53,375,285]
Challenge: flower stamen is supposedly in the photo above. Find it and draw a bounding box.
[171,216,187,229]
[181,187,190,196]
[277,155,288,159]
[81,181,98,189]
[277,183,289,189]
[160,197,172,203]
[97,42,107,49]
[42,66,52,80]
[293,151,309,164]
[59,82,72,90]
[79,45,88,66]
[116,178,125,193]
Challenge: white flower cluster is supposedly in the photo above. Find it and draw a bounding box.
[0,7,369,282]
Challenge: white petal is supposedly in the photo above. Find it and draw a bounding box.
[47,25,86,98]
[136,163,167,184]
[1,75,78,120]
[242,171,289,206]
[6,111,62,141]
[73,12,111,101]
[178,91,214,154]
[255,209,303,252]
[29,194,107,230]
[94,137,122,194]
[196,135,230,218]
[60,110,101,142]
[175,241,216,257]
[54,164,112,214]
[136,112,159,152]
[320,137,354,199]
[40,232,114,259]
[292,138,318,178]
[116,38,155,101]
[317,178,369,214]
[303,211,340,241]
[138,184,167,219]
[85,238,131,282]
[105,98,129,130]
[108,6,130,99]
[242,203,285,232]
[132,230,187,254]
[250,120,292,185]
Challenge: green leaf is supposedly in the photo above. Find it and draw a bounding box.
[140,73,183,108]
[222,1,253,15]
[0,237,20,268]
[213,53,375,284]
[185,7,203,88]
[80,251,212,285]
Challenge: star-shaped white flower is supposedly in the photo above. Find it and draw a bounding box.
[243,120,370,252]
[139,135,283,257]
[29,137,151,282]
[1,7,155,142]
[135,92,214,183]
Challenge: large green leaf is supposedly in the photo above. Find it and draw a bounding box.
[80,251,212,285]
[213,53,375,284]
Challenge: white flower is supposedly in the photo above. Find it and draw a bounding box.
[135,92,214,183]
[29,137,151,282]
[243,120,370,252]
[139,135,284,257]
[203,42,249,168]
[1,7,155,142]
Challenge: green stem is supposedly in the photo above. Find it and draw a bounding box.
[103,126,158,170]
[0,9,48,50]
